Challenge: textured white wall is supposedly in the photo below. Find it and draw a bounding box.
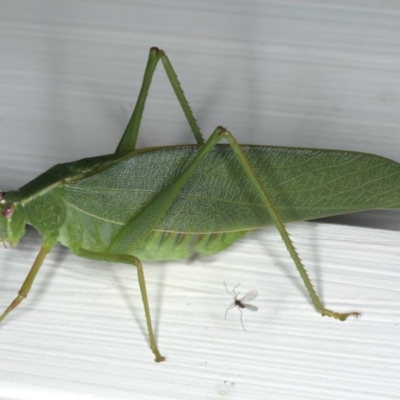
[0,2,400,399]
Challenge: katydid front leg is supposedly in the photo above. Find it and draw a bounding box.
[0,243,54,323]
[76,248,165,363]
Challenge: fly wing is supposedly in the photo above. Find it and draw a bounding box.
[240,289,258,303]
[244,304,258,312]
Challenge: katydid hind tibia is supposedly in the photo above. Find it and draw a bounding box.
[0,47,398,362]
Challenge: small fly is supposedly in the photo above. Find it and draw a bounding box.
[224,281,258,330]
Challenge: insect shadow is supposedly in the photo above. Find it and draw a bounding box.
[224,281,258,330]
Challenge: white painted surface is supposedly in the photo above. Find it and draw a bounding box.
[0,224,399,400]
[1,1,400,399]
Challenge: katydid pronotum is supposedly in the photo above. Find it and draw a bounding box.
[1,47,399,362]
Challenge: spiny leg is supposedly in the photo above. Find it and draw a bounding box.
[116,47,204,153]
[158,49,204,145]
[76,248,165,362]
[215,127,360,321]
[0,244,52,323]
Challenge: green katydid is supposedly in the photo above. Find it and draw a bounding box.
[1,47,399,362]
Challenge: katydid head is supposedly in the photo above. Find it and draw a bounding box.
[0,191,26,248]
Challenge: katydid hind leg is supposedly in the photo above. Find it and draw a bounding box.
[116,47,204,154]
[0,245,52,323]
[76,248,165,362]
[216,128,360,321]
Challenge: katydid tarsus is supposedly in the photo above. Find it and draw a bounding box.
[2,46,400,362]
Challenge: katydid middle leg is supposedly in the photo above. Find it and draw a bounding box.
[76,248,165,362]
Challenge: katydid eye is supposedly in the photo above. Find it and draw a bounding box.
[2,203,14,219]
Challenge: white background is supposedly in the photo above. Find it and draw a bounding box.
[0,1,400,399]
